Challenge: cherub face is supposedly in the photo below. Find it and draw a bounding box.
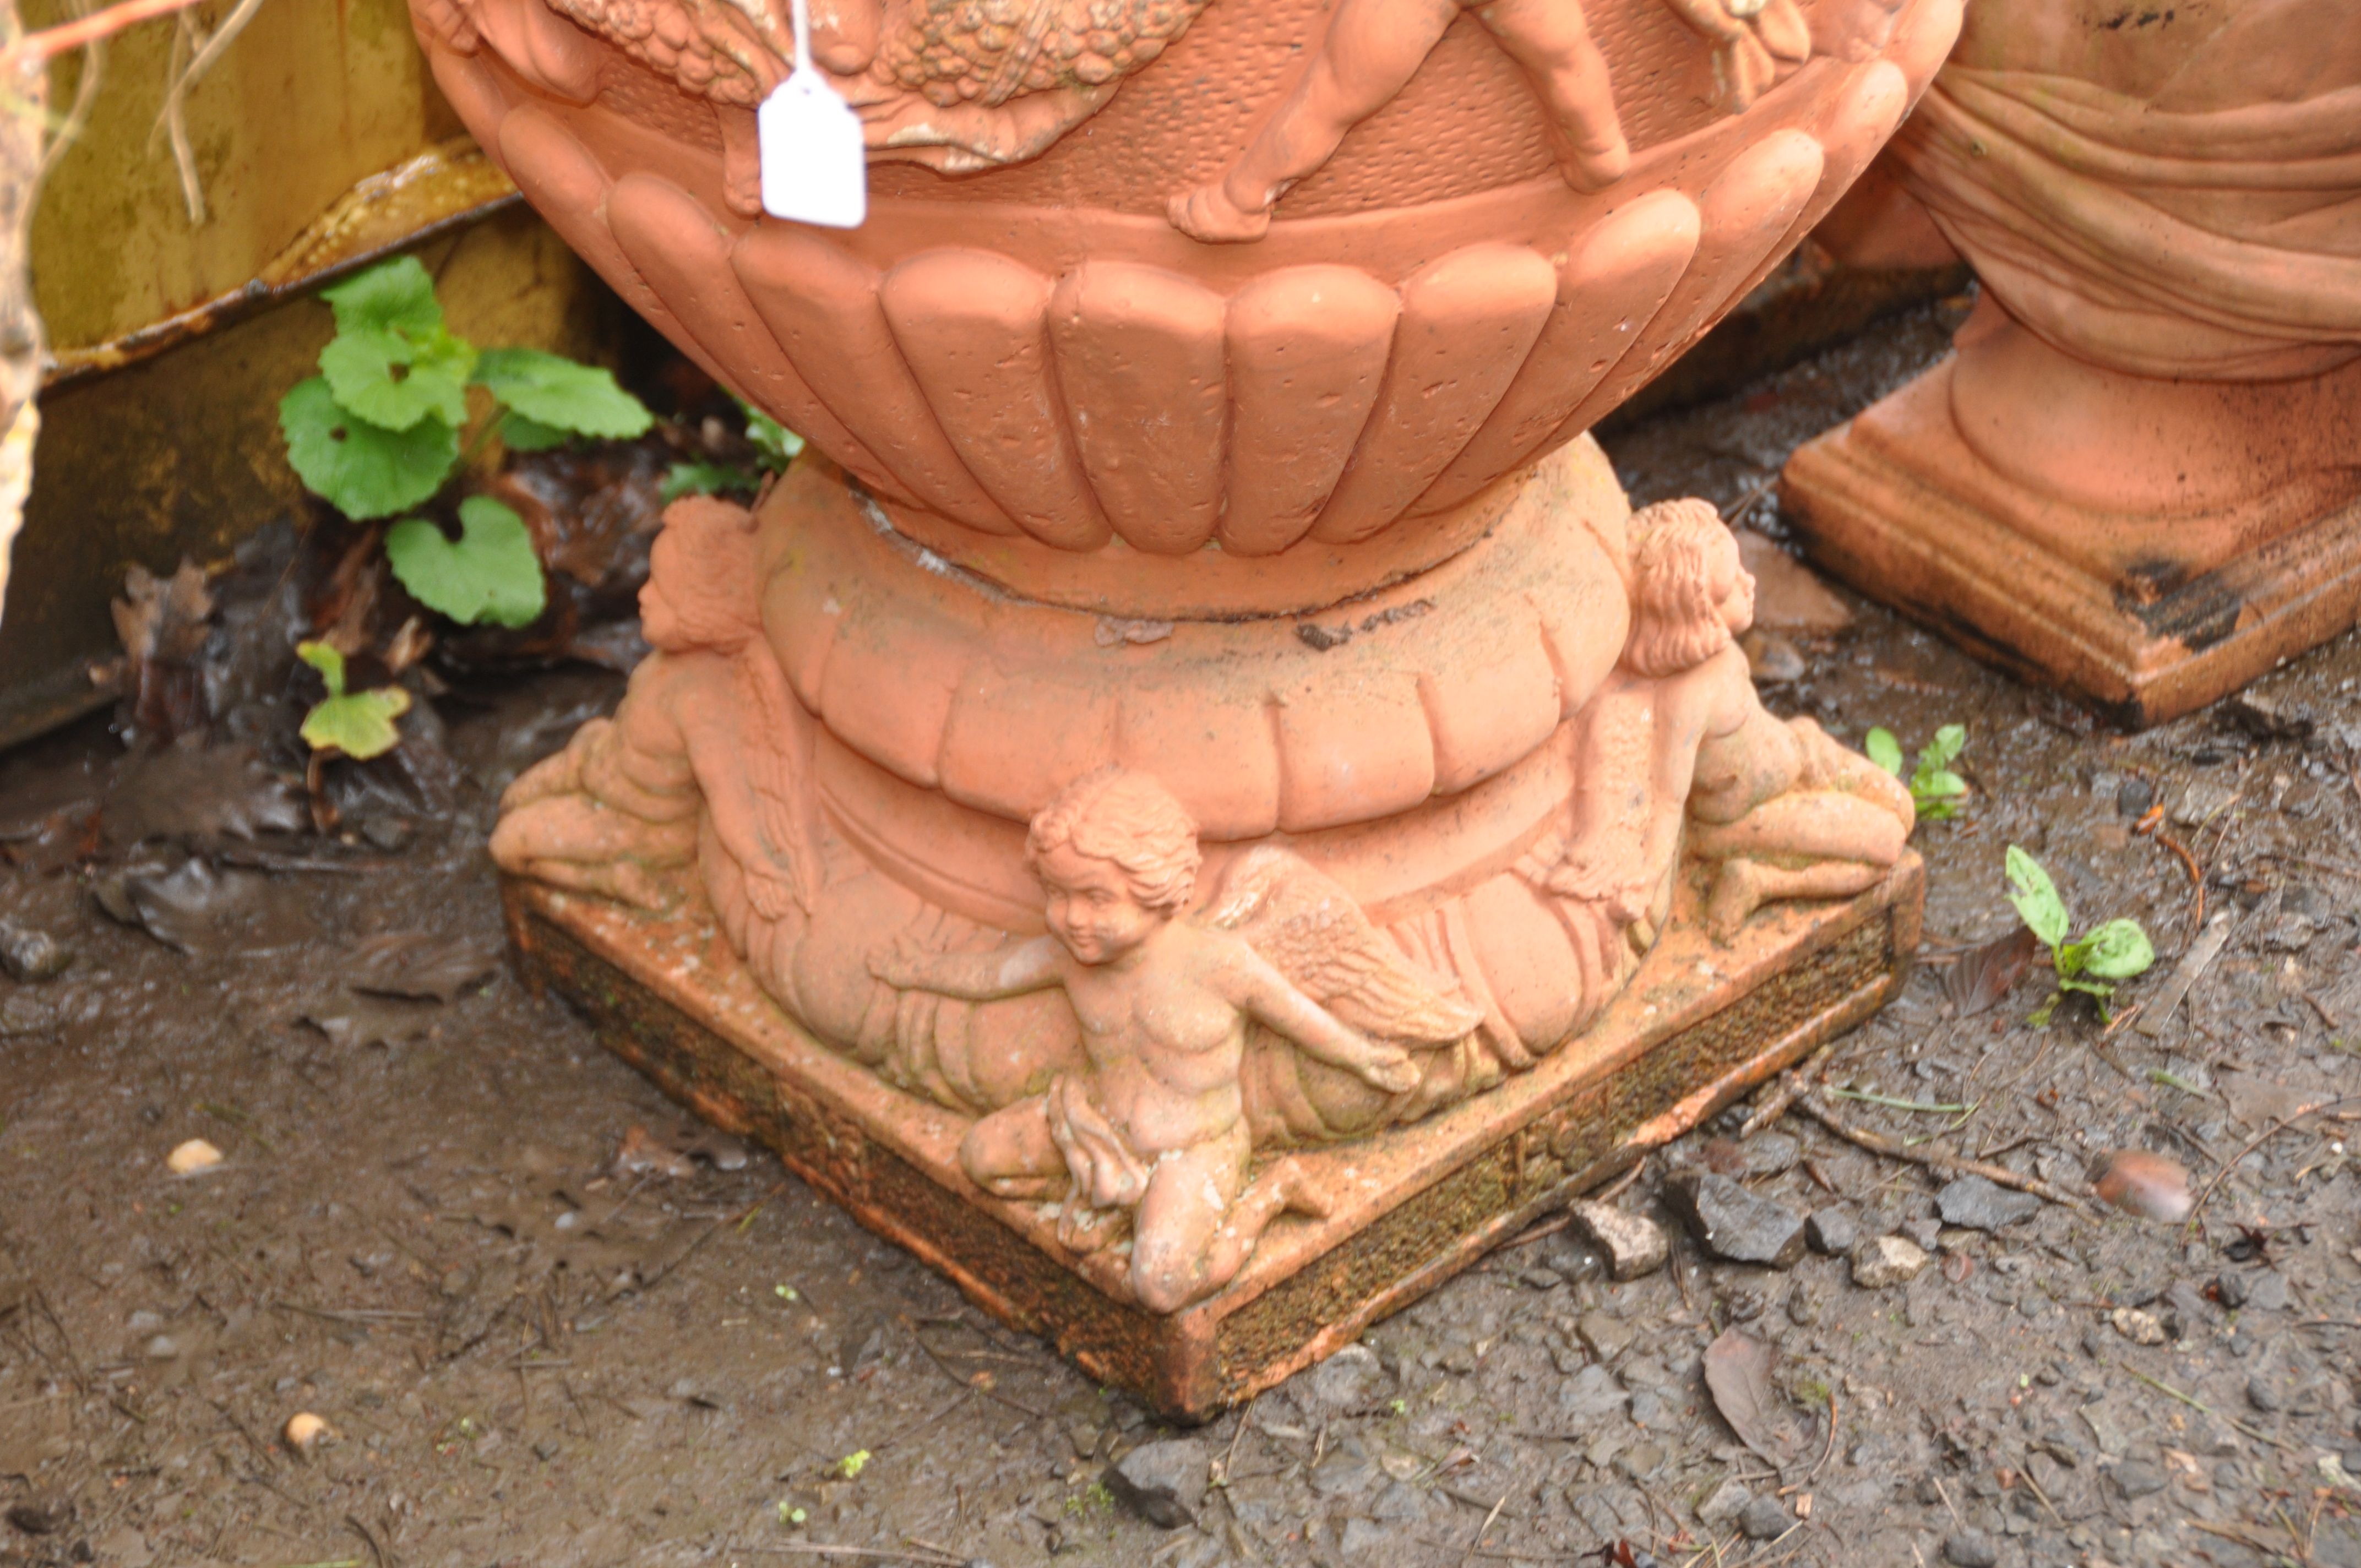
[1713,537,1756,637]
[638,577,684,651]
[1037,841,1166,965]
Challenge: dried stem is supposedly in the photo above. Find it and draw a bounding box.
[1739,1038,1836,1138]
[1795,1092,2093,1215]
[2,0,206,66]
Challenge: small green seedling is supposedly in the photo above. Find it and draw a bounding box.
[832,1449,871,1479]
[280,256,652,625]
[662,396,807,502]
[777,1501,807,1526]
[1865,722,1968,819]
[2004,845,2156,1025]
[296,642,410,760]
[385,497,545,628]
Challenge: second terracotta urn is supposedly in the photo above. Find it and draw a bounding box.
[1787,0,2361,727]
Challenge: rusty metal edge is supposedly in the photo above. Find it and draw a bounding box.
[41,138,520,391]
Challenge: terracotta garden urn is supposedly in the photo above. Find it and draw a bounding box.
[415,0,1956,1415]
[1785,0,2361,727]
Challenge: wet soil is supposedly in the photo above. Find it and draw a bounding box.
[4,302,2359,1568]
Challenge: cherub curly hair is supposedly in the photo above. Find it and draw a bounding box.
[1026,767,1201,914]
[1624,498,1744,678]
[645,497,764,653]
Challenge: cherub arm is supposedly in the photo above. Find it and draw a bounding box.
[1228,947,1421,1093]
[870,933,1068,1001]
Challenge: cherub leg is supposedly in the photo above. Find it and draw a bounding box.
[1167,0,1459,242]
[958,1096,1066,1201]
[489,796,698,911]
[1477,0,1631,189]
[1196,1156,1330,1297]
[1687,792,1910,868]
[1792,718,1917,823]
[1128,1135,1252,1314]
[1704,857,1887,939]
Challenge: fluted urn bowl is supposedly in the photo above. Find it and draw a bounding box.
[412,0,1959,618]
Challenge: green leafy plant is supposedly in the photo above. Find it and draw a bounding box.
[385,497,545,628]
[297,641,410,760]
[2005,845,2156,1025]
[662,396,806,501]
[1865,722,1968,819]
[279,256,653,624]
[831,1449,872,1480]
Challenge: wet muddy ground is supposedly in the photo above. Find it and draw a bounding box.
[4,301,2359,1568]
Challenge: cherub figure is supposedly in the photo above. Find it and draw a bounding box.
[1539,498,1912,940]
[491,496,823,922]
[870,768,1463,1313]
[1166,0,1816,243]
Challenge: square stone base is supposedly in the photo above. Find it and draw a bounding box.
[503,858,1922,1422]
[1782,367,2361,729]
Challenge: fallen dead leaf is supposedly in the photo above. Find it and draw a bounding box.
[614,1124,695,1181]
[345,931,503,1001]
[1946,926,2039,1017]
[1702,1327,1808,1468]
[102,740,307,850]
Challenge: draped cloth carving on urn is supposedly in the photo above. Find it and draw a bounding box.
[428,0,1957,1321]
[1783,0,2361,726]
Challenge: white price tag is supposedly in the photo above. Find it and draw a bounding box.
[759,0,867,228]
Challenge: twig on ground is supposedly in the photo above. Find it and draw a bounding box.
[1500,1213,1571,1251]
[2112,1363,2288,1451]
[1460,1491,1510,1568]
[2185,1095,2361,1223]
[1805,1389,1838,1481]
[271,1301,428,1324]
[1796,1093,2092,1213]
[1209,1394,1255,1488]
[911,1330,1045,1420]
[1595,1157,1646,1204]
[2019,1466,2065,1528]
[1740,1039,1836,1138]
[737,1547,962,1566]
[2186,1518,2294,1557]
[2134,805,2205,941]
[342,1514,387,1568]
[1825,1088,1976,1116]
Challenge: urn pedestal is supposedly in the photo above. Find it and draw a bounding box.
[1782,0,2361,728]
[418,0,1955,1414]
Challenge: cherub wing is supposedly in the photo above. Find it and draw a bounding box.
[726,649,825,919]
[1205,847,1482,1046]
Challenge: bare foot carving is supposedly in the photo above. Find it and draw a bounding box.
[1166,181,1274,245]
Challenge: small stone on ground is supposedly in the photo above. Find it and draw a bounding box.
[1935,1174,2041,1231]
[1566,1199,1668,1280]
[1852,1234,1928,1288]
[1665,1171,1806,1268]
